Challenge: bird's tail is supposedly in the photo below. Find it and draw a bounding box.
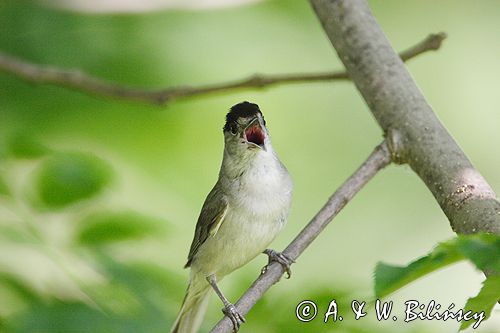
[171,278,211,333]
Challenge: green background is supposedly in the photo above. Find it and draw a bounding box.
[0,0,499,332]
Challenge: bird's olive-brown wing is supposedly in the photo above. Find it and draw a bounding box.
[184,183,228,268]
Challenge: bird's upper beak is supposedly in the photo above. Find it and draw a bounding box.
[243,116,266,151]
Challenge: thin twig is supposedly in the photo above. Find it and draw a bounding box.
[210,141,392,333]
[0,33,446,106]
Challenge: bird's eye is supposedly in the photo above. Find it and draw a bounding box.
[230,124,238,135]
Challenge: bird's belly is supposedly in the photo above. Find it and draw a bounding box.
[192,208,284,278]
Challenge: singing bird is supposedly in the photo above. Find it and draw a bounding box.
[171,102,293,333]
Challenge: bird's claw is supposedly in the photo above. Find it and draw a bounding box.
[222,303,245,332]
[262,249,294,278]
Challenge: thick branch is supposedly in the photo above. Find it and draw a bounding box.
[210,141,391,333]
[310,0,500,235]
[0,33,445,105]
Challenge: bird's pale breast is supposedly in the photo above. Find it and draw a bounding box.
[192,150,292,278]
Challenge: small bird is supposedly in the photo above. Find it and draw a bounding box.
[171,101,293,333]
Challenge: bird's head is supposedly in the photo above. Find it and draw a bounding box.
[223,101,270,156]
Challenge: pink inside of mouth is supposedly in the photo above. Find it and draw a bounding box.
[245,125,265,146]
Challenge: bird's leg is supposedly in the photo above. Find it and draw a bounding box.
[261,249,294,278]
[206,274,245,332]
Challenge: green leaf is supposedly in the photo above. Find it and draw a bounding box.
[77,211,164,246]
[0,225,39,243]
[0,272,42,303]
[460,276,500,330]
[0,174,10,197]
[374,242,462,298]
[0,138,7,161]
[7,133,50,159]
[7,299,169,333]
[35,152,112,208]
[455,234,500,273]
[374,234,500,298]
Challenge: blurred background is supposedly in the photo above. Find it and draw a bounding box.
[0,0,499,332]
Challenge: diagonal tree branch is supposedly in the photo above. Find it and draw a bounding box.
[210,141,392,333]
[309,0,500,236]
[0,33,445,106]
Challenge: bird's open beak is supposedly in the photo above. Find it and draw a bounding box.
[243,116,266,151]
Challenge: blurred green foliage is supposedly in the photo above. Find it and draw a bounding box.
[1,0,499,332]
[78,211,164,246]
[35,152,112,208]
[6,134,50,160]
[0,135,175,332]
[0,175,10,197]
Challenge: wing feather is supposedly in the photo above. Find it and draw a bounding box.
[184,183,228,268]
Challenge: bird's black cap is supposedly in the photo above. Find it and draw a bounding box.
[224,101,264,132]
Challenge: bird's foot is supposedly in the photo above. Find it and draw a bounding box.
[261,249,294,278]
[222,303,245,332]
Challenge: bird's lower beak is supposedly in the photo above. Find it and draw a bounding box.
[244,117,266,151]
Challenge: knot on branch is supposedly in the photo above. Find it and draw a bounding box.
[150,92,169,105]
[246,74,269,88]
[385,128,405,164]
